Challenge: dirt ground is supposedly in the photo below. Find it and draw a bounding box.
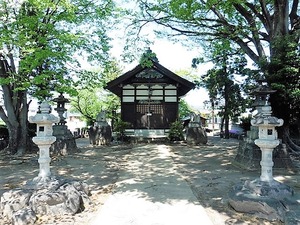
[0,136,299,225]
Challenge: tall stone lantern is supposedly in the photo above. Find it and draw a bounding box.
[246,83,293,195]
[251,104,283,182]
[29,101,59,182]
[229,80,295,222]
[51,93,78,155]
[249,78,281,182]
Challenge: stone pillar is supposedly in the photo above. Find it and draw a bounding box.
[29,102,59,182]
[255,139,279,182]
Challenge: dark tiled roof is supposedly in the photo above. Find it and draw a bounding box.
[106,60,195,97]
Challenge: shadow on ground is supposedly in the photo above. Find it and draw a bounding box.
[0,137,299,225]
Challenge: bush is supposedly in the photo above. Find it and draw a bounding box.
[168,121,184,141]
[114,120,131,141]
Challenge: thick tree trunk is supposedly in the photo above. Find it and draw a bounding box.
[0,90,33,155]
[0,54,36,155]
[5,103,30,155]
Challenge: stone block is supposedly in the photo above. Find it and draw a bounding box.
[186,127,207,145]
[228,182,286,221]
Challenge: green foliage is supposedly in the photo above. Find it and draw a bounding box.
[114,120,131,137]
[179,99,193,119]
[0,0,118,154]
[70,59,122,124]
[139,48,158,68]
[0,0,116,100]
[70,89,120,125]
[133,0,300,129]
[175,68,199,82]
[264,35,300,123]
[168,120,184,141]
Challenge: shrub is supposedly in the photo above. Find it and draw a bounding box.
[168,121,184,141]
[114,120,131,141]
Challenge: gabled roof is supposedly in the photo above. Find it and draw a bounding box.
[105,60,195,97]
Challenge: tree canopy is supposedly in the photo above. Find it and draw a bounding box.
[70,59,122,125]
[0,0,116,154]
[0,0,115,97]
[134,0,299,129]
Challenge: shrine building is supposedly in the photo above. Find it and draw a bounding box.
[106,52,195,138]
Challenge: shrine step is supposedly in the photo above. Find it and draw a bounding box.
[125,129,169,138]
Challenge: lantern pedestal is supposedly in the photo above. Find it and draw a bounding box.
[32,136,56,180]
[254,139,280,182]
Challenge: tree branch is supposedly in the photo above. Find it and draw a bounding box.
[290,0,300,35]
[233,3,266,58]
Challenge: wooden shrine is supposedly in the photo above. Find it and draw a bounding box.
[106,53,195,138]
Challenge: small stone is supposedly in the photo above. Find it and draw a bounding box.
[8,160,23,165]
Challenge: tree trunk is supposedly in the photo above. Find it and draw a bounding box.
[6,119,29,155]
[224,115,230,139]
[220,116,224,137]
[0,89,33,155]
[223,73,230,139]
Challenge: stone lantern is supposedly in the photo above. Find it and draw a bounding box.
[29,101,59,182]
[51,93,78,155]
[245,84,293,195]
[229,80,295,222]
[53,92,69,125]
[251,104,283,182]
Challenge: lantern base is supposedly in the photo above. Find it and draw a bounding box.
[228,179,297,222]
[27,175,62,190]
[243,179,294,198]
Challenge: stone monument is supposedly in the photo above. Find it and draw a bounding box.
[51,93,78,155]
[88,110,112,145]
[186,113,207,145]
